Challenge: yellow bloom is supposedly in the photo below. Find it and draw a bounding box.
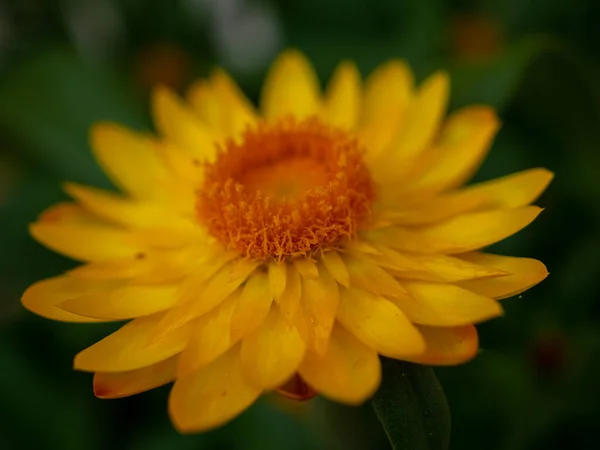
[22,50,551,433]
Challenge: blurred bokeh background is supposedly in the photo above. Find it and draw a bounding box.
[1,0,599,449]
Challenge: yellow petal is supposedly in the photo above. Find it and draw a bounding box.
[410,106,500,192]
[358,60,414,156]
[152,86,217,162]
[30,221,142,262]
[299,324,381,405]
[94,355,177,398]
[392,168,553,227]
[385,71,449,168]
[392,253,508,282]
[59,284,179,320]
[230,272,273,342]
[261,50,321,121]
[268,261,287,300]
[300,263,340,354]
[157,258,259,339]
[275,263,301,322]
[186,79,225,132]
[156,140,206,188]
[37,202,96,224]
[74,312,193,372]
[450,167,554,209]
[169,345,261,433]
[337,288,425,358]
[64,182,194,230]
[240,306,305,390]
[90,123,169,199]
[372,207,543,254]
[68,246,203,284]
[177,291,240,377]
[362,60,413,126]
[344,255,409,299]
[456,253,549,299]
[379,193,486,226]
[211,68,258,138]
[21,276,119,323]
[322,61,362,130]
[405,325,479,366]
[358,244,425,273]
[293,258,319,279]
[395,281,503,326]
[320,251,349,287]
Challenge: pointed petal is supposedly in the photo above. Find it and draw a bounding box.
[299,324,381,405]
[64,182,193,230]
[410,106,500,192]
[186,79,226,133]
[169,346,261,433]
[320,251,349,287]
[344,255,409,299]
[275,263,301,322]
[322,61,362,130]
[74,313,193,372]
[157,258,258,339]
[60,284,179,320]
[395,281,503,326]
[362,60,413,126]
[90,123,168,199]
[93,355,177,398]
[261,50,321,121]
[21,276,118,323]
[293,258,319,279]
[230,272,273,342]
[152,86,217,162]
[456,253,549,299]
[300,263,340,354]
[29,221,142,262]
[177,291,240,377]
[240,306,305,390]
[372,207,543,254]
[358,60,414,157]
[405,325,479,366]
[337,288,425,358]
[391,253,508,282]
[391,168,554,226]
[268,261,287,300]
[386,71,449,167]
[211,68,258,138]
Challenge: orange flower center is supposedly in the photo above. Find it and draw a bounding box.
[196,117,375,260]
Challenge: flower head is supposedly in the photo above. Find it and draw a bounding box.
[22,50,551,433]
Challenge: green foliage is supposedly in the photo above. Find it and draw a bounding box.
[372,360,451,450]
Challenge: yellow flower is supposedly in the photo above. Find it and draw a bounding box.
[22,50,551,433]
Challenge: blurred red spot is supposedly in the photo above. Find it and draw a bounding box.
[529,331,569,377]
[451,14,504,62]
[134,42,192,92]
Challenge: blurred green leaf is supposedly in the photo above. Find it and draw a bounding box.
[372,359,451,450]
[0,338,102,450]
[449,36,553,112]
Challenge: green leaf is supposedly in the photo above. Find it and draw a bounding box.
[372,358,451,450]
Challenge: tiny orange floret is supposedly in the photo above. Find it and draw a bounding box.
[196,117,375,261]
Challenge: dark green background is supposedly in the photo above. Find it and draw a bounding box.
[0,0,598,449]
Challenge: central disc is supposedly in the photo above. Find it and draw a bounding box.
[197,117,375,260]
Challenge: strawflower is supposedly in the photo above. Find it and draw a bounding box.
[22,50,551,433]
